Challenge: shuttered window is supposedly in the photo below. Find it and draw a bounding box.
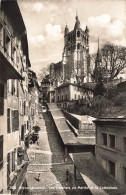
[14,110,19,130]
[0,83,4,115]
[12,110,15,131]
[7,108,11,133]
[0,135,3,170]
[7,153,10,186]
[12,149,16,172]
[12,110,19,131]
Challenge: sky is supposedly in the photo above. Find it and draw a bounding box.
[18,0,126,77]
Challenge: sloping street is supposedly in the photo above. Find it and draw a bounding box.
[26,111,90,195]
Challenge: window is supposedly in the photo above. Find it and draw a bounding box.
[75,94,76,100]
[102,133,107,146]
[13,110,19,131]
[109,134,115,149]
[66,94,68,100]
[7,153,10,187]
[12,149,16,172]
[0,135,3,169]
[78,95,80,100]
[0,83,4,115]
[108,160,115,177]
[7,108,11,133]
[21,125,24,141]
[123,137,126,153]
[122,167,126,184]
[77,30,80,37]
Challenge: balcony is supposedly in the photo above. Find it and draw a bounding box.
[8,161,29,194]
[0,29,23,80]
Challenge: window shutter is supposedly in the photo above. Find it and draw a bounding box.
[10,152,12,173]
[17,80,19,97]
[12,110,15,131]
[7,153,10,186]
[0,135,3,169]
[12,150,16,172]
[7,108,11,133]
[14,110,19,130]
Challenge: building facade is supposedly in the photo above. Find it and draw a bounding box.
[0,0,30,193]
[28,70,39,132]
[94,118,126,192]
[56,83,93,109]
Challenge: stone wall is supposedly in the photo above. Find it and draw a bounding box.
[63,110,96,136]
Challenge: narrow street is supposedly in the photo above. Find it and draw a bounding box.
[25,111,90,195]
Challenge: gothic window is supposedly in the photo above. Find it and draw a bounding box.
[68,36,70,42]
[77,30,80,37]
[77,43,80,50]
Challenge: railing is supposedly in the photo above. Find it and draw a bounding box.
[8,162,29,194]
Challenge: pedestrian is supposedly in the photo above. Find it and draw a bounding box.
[38,173,41,182]
[66,169,69,182]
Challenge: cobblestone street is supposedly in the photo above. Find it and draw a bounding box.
[25,111,90,195]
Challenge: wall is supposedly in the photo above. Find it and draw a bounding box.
[0,81,8,193]
[96,124,126,190]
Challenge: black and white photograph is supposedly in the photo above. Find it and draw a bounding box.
[0,0,126,194]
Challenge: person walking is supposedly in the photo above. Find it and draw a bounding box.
[66,169,69,182]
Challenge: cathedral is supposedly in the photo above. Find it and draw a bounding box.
[46,14,93,105]
[62,14,90,84]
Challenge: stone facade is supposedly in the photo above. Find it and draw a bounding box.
[62,15,90,84]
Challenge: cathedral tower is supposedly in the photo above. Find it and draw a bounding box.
[62,14,90,83]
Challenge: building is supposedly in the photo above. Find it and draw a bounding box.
[0,0,30,193]
[94,118,126,192]
[56,82,93,109]
[40,74,50,103]
[62,14,90,84]
[28,70,40,132]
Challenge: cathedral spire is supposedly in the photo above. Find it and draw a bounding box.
[95,37,102,67]
[74,12,80,29]
[64,23,69,35]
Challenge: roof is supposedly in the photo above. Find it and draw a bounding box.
[69,152,123,195]
[47,103,95,146]
[94,118,126,125]
[56,82,93,90]
[1,0,30,65]
[71,114,96,124]
[82,82,96,91]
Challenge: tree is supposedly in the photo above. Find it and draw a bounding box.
[38,64,50,81]
[33,125,40,133]
[94,81,106,96]
[101,44,126,80]
[91,95,114,117]
[89,44,126,82]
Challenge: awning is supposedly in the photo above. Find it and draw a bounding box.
[69,152,123,195]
